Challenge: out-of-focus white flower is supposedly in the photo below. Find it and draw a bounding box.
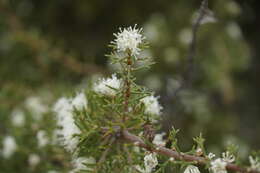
[141,95,162,116]
[226,22,242,39]
[152,132,166,147]
[144,75,162,91]
[184,165,200,173]
[208,153,216,160]
[70,157,96,173]
[2,136,17,159]
[36,130,49,147]
[249,156,260,171]
[28,154,41,167]
[225,1,241,15]
[53,97,80,153]
[11,109,25,127]
[144,23,159,43]
[136,153,158,173]
[222,151,235,163]
[210,158,227,173]
[179,28,192,45]
[112,24,145,56]
[25,96,48,120]
[71,92,87,110]
[94,74,122,96]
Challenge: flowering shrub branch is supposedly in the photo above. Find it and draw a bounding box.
[51,1,260,173]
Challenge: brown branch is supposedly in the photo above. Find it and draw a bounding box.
[122,130,259,173]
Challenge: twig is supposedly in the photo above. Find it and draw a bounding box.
[95,136,116,172]
[122,130,260,173]
[173,0,209,98]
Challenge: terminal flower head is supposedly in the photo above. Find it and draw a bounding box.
[112,24,145,56]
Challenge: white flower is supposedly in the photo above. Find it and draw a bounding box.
[25,96,48,120]
[1,136,17,159]
[36,130,49,147]
[222,151,235,163]
[94,74,122,96]
[11,109,25,127]
[208,153,216,160]
[112,24,145,56]
[249,156,260,171]
[71,92,87,110]
[144,153,158,172]
[28,154,41,167]
[179,28,192,45]
[141,95,162,116]
[136,153,158,173]
[210,158,227,173]
[53,97,80,153]
[70,157,96,173]
[226,22,242,39]
[152,132,166,147]
[184,165,200,173]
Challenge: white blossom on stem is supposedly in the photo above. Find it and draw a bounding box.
[53,97,80,153]
[112,25,145,56]
[210,158,227,173]
[135,153,158,173]
[207,152,216,160]
[94,74,122,96]
[141,95,162,116]
[152,132,166,147]
[222,151,235,163]
[71,92,88,110]
[249,156,260,171]
[184,165,200,173]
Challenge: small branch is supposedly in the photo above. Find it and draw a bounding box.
[95,136,116,172]
[122,130,260,173]
[173,0,209,98]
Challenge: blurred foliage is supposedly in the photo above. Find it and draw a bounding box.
[0,0,259,172]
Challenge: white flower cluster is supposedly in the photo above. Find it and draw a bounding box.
[37,130,49,148]
[112,25,145,56]
[184,165,200,173]
[28,153,41,167]
[1,136,17,159]
[249,156,260,171]
[94,74,122,96]
[53,92,87,153]
[210,151,235,173]
[11,109,25,127]
[141,95,162,116]
[210,158,227,173]
[25,96,48,120]
[222,151,235,163]
[136,153,158,173]
[152,132,166,147]
[70,157,96,173]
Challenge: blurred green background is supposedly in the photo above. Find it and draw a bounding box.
[0,0,259,172]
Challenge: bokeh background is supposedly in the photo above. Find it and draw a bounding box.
[0,0,259,172]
